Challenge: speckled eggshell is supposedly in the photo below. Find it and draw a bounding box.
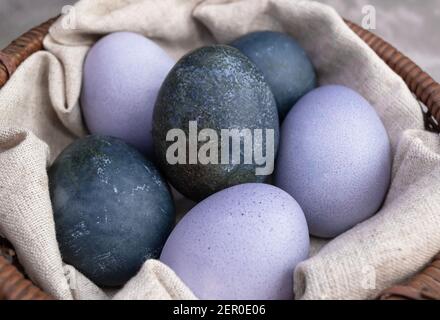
[275,85,392,238]
[153,45,279,201]
[81,32,174,156]
[160,183,309,300]
[49,135,175,287]
[231,31,317,120]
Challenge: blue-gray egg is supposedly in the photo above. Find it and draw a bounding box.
[275,85,392,238]
[153,45,279,201]
[48,135,175,287]
[231,31,317,120]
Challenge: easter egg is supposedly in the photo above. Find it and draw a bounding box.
[81,32,174,156]
[275,85,392,238]
[153,45,279,201]
[160,183,309,300]
[231,31,316,120]
[48,135,175,286]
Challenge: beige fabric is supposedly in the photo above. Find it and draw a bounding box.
[0,128,72,298]
[0,0,437,300]
[113,260,197,300]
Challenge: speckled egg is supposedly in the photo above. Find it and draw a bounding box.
[81,32,174,156]
[231,31,316,120]
[275,85,392,238]
[49,135,175,287]
[153,45,279,201]
[160,183,309,300]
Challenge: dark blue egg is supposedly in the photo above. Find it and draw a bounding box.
[231,31,317,120]
[153,45,279,201]
[48,135,175,287]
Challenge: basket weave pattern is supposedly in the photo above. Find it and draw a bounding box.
[0,17,440,300]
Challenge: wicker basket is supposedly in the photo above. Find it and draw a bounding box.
[0,16,440,301]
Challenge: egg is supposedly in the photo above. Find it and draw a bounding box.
[153,45,279,201]
[48,135,175,287]
[231,31,316,120]
[160,183,309,300]
[81,32,174,156]
[275,85,392,238]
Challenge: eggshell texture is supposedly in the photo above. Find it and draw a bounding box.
[231,31,316,120]
[275,85,392,238]
[81,32,174,156]
[49,135,175,287]
[160,183,309,300]
[153,45,279,201]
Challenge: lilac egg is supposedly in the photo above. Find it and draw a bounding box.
[275,85,392,238]
[160,183,309,300]
[81,32,174,155]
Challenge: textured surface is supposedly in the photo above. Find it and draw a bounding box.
[153,45,279,201]
[49,135,175,287]
[0,256,52,300]
[231,31,316,119]
[275,85,392,238]
[160,183,309,300]
[379,253,440,300]
[81,32,174,156]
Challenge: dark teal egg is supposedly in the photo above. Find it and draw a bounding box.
[153,45,279,201]
[231,31,317,120]
[48,135,175,287]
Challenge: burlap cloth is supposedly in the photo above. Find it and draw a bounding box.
[0,0,438,300]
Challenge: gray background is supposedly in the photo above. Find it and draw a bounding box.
[0,0,439,80]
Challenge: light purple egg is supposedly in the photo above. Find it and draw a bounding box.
[160,183,309,300]
[275,85,392,238]
[81,32,174,155]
